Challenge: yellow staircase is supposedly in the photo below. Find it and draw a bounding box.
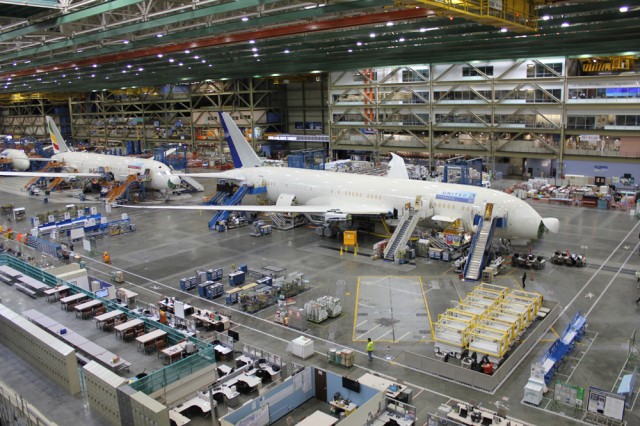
[46,177,64,191]
[106,175,139,204]
[23,161,64,189]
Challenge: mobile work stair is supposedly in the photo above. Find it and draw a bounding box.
[179,175,204,192]
[46,177,64,191]
[23,161,64,190]
[463,203,499,281]
[105,175,140,204]
[204,190,230,206]
[383,204,422,261]
[208,184,251,229]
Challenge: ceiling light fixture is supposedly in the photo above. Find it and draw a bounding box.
[386,22,394,27]
[356,41,362,46]
[399,37,405,42]
[619,6,628,12]
[561,22,570,27]
[241,17,249,22]
[500,28,508,33]
[369,33,376,38]
[284,49,290,53]
[249,40,256,44]
[157,54,164,58]
[542,15,551,21]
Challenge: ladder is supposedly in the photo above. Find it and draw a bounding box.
[23,161,64,190]
[383,206,422,261]
[208,185,251,229]
[106,175,139,204]
[463,204,497,281]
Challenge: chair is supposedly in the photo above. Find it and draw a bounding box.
[136,328,146,337]
[123,329,135,342]
[94,307,107,316]
[103,320,115,332]
[155,339,167,354]
[144,341,155,354]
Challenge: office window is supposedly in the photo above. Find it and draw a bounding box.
[462,66,494,77]
[526,62,563,77]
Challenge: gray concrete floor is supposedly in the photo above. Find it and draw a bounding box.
[1,176,640,426]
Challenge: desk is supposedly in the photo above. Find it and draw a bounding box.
[447,405,523,426]
[217,364,233,377]
[23,309,58,329]
[358,373,406,400]
[74,299,103,319]
[297,410,337,425]
[235,354,253,368]
[214,344,232,361]
[191,311,230,331]
[114,318,143,340]
[136,329,167,352]
[95,310,125,329]
[329,400,357,416]
[0,265,22,281]
[18,276,48,294]
[161,342,186,365]
[171,393,211,422]
[158,298,194,316]
[211,385,240,407]
[373,412,414,426]
[168,410,190,426]
[95,352,131,372]
[60,293,87,310]
[44,285,70,303]
[237,373,262,390]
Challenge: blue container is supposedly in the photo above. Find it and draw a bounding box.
[238,264,248,273]
[257,276,272,286]
[206,283,224,299]
[228,271,245,286]
[198,282,210,298]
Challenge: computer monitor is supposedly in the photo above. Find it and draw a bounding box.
[95,289,109,298]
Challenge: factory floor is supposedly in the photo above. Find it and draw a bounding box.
[1,177,639,426]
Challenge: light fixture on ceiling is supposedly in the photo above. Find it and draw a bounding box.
[157,53,163,58]
[241,17,249,22]
[399,37,405,42]
[356,41,362,46]
[561,22,570,27]
[500,28,508,33]
[619,6,628,13]
[284,49,290,53]
[369,33,376,38]
[386,22,394,27]
[542,15,550,21]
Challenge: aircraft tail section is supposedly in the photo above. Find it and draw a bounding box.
[218,112,262,169]
[46,116,69,154]
[387,153,409,180]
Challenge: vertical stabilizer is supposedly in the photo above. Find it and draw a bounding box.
[218,112,262,168]
[46,116,69,154]
[387,153,409,180]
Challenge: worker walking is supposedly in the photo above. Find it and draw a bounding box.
[102,251,111,264]
[522,272,527,289]
[366,338,374,361]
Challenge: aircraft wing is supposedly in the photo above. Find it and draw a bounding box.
[173,172,245,181]
[120,203,389,215]
[0,171,101,177]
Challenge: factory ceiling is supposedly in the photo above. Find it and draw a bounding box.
[0,0,638,94]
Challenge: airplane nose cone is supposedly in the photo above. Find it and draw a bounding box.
[168,175,181,188]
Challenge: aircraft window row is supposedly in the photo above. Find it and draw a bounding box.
[272,180,387,200]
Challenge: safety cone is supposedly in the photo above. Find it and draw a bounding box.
[340,246,343,256]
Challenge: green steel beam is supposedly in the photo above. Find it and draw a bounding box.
[0,0,146,42]
[0,0,58,8]
[1,0,391,64]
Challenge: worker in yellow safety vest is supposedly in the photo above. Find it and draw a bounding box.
[102,251,111,264]
[367,338,374,361]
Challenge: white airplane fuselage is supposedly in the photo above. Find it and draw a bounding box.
[225,167,546,240]
[0,149,30,171]
[51,151,180,191]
